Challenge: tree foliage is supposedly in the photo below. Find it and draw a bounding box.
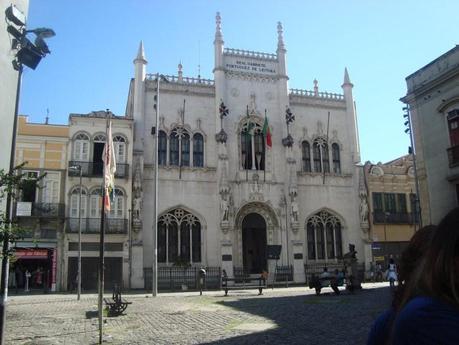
[0,163,45,259]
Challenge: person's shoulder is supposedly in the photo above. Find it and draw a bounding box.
[394,296,459,344]
[367,309,395,345]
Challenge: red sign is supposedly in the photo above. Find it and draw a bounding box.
[51,249,57,291]
[15,249,49,259]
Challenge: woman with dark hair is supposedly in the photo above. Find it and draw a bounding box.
[393,207,459,344]
[367,225,436,345]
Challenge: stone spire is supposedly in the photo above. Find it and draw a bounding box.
[134,40,147,65]
[178,62,183,82]
[342,67,353,87]
[277,21,285,51]
[215,12,223,43]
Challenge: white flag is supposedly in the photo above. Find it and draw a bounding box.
[102,120,116,211]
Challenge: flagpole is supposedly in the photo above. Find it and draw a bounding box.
[322,111,330,185]
[179,99,185,180]
[246,105,249,182]
[264,109,267,183]
[98,111,109,344]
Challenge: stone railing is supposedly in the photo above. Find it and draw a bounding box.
[224,48,277,60]
[289,88,344,101]
[146,74,214,86]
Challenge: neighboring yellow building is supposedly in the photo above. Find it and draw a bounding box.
[12,115,69,292]
[364,155,418,266]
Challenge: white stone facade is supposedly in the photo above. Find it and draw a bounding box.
[128,14,367,285]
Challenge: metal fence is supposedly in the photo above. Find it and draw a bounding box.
[144,266,222,291]
[274,265,293,282]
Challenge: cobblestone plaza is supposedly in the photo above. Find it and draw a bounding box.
[6,283,390,345]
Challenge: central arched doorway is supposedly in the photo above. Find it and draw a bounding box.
[242,213,267,274]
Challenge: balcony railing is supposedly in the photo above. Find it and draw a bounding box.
[67,218,128,234]
[373,211,418,224]
[447,145,459,167]
[68,161,129,178]
[15,202,65,218]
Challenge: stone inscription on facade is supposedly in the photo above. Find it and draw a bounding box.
[224,56,277,75]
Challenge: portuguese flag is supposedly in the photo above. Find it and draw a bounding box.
[262,112,272,148]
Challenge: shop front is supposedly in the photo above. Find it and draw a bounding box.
[10,247,57,292]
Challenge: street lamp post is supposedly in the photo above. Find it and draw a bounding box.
[1,6,55,344]
[152,74,168,297]
[69,165,83,301]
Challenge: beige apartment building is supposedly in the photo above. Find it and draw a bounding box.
[363,155,418,266]
[12,115,68,291]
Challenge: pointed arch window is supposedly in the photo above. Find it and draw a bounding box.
[302,141,311,172]
[73,133,90,161]
[332,143,341,174]
[306,211,342,261]
[313,142,321,172]
[169,132,179,166]
[254,129,265,170]
[158,209,202,264]
[158,131,167,166]
[193,133,204,167]
[181,132,190,167]
[313,137,330,173]
[240,120,264,170]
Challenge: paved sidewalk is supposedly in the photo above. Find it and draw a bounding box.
[5,283,391,345]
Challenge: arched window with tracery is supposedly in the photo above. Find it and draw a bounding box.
[332,143,341,174]
[158,208,202,264]
[240,119,265,170]
[193,133,204,167]
[169,131,179,166]
[181,132,190,167]
[302,141,311,172]
[73,133,90,161]
[306,210,342,261]
[312,137,330,173]
[158,131,167,166]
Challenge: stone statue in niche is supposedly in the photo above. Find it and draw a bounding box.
[133,196,142,220]
[220,194,230,222]
[291,195,299,223]
[133,164,143,225]
[359,194,369,223]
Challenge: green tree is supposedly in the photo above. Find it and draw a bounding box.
[0,163,44,259]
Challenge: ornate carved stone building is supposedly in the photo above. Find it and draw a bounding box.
[127,13,367,285]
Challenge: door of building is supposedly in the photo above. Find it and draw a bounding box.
[242,213,267,274]
[67,257,122,291]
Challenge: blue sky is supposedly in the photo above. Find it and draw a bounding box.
[19,0,459,163]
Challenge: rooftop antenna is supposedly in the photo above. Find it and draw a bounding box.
[45,108,49,124]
